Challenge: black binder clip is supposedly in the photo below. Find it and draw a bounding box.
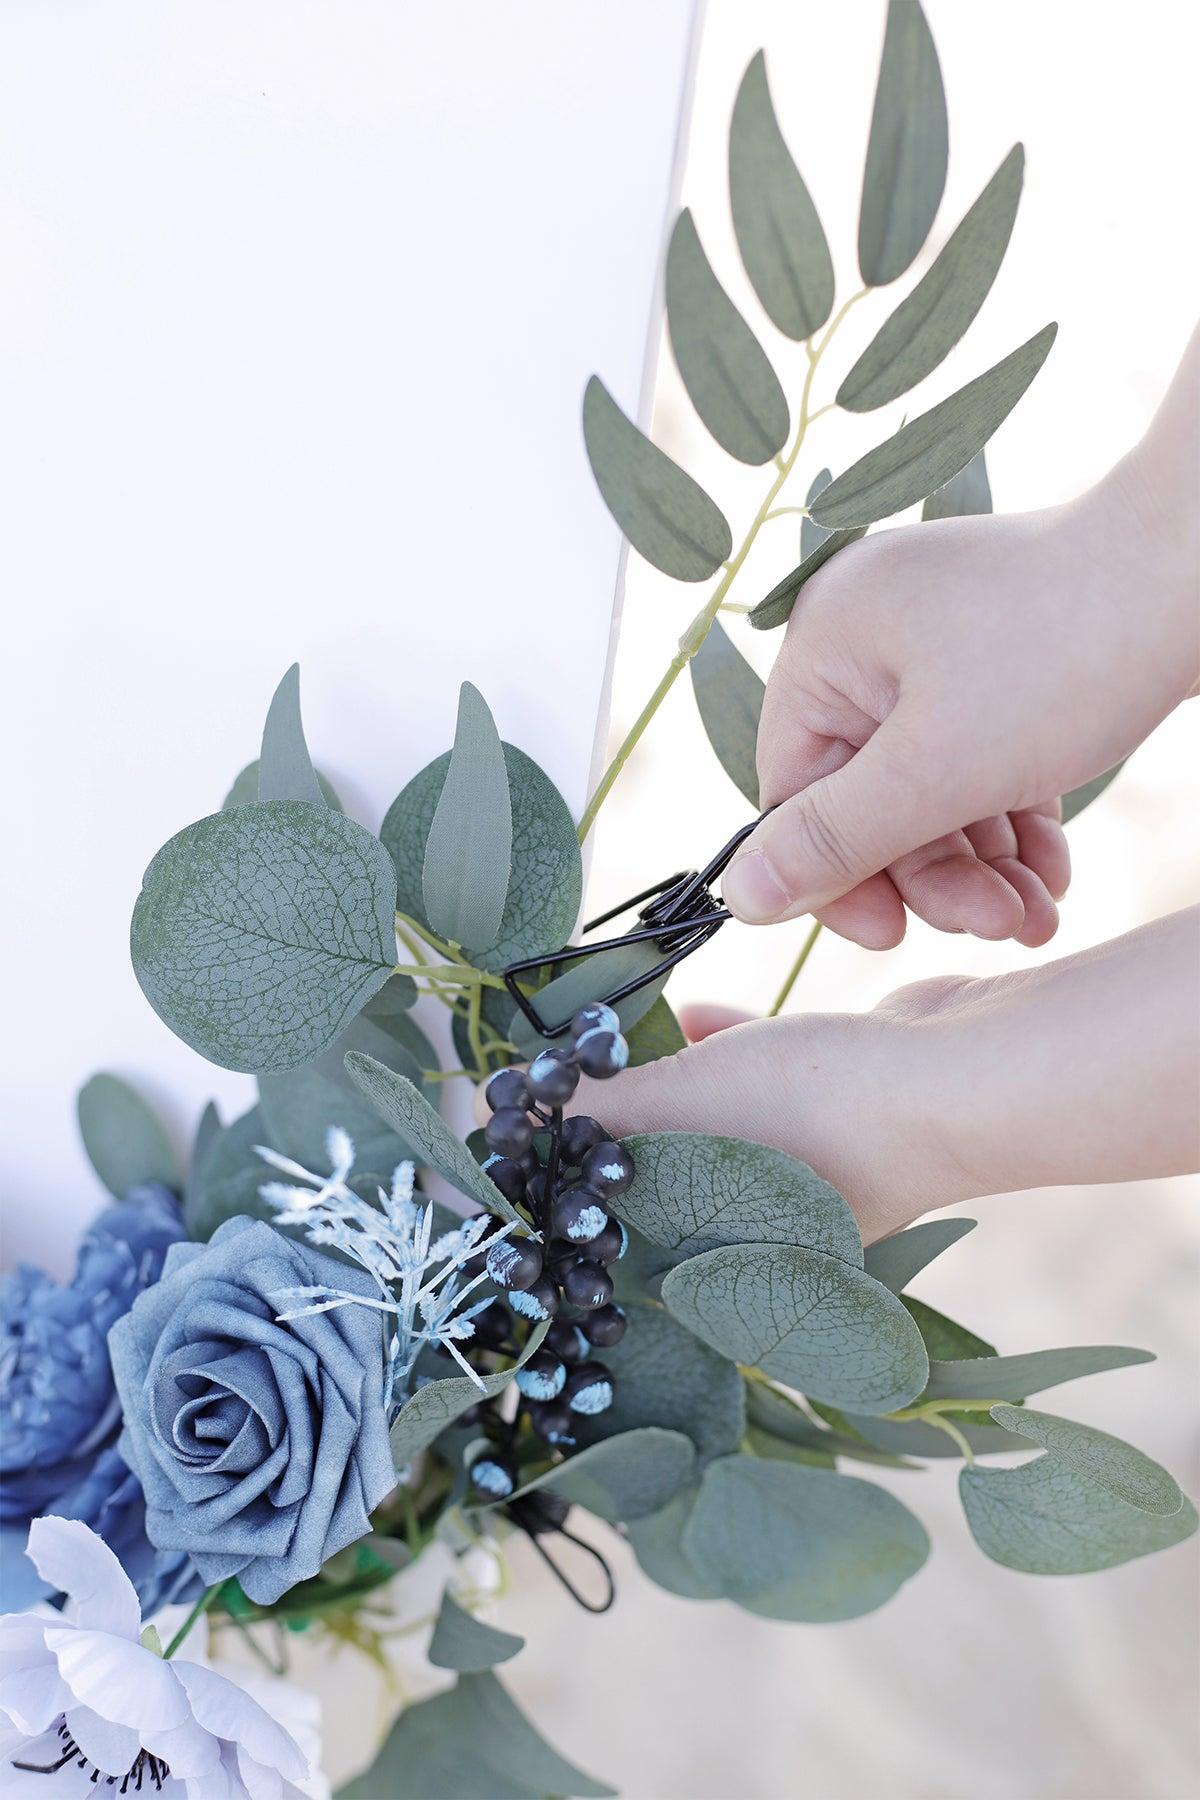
[503,813,766,1040]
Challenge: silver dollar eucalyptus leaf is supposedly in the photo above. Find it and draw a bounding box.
[959,1455,1196,1575]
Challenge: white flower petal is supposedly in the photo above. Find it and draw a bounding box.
[142,1710,223,1778]
[2,1730,105,1795]
[64,1704,141,1778]
[0,1662,72,1734]
[238,1742,286,1800]
[43,1630,189,1733]
[26,1519,141,1642]
[173,1661,308,1784]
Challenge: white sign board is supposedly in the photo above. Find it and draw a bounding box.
[0,0,698,1260]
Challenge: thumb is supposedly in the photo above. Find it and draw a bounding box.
[723,718,951,923]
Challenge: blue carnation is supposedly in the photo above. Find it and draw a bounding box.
[0,1183,198,1614]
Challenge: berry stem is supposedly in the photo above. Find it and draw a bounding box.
[576,288,868,845]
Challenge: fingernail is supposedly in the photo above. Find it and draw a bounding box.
[722,850,790,923]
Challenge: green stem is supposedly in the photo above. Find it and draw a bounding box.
[577,288,867,844]
[767,920,823,1017]
[926,1413,975,1464]
[163,1583,223,1659]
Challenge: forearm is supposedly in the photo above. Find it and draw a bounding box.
[922,908,1200,1200]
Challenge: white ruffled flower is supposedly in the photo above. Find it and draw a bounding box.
[0,1518,316,1797]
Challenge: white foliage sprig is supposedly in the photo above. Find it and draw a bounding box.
[255,1126,518,1410]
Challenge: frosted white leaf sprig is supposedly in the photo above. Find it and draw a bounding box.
[256,1127,519,1411]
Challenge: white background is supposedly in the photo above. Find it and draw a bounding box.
[0,0,695,1257]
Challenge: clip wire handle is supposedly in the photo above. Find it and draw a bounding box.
[502,813,768,1040]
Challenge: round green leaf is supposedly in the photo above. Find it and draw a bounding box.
[582,376,732,581]
[858,0,948,287]
[841,146,1024,409]
[989,1406,1184,1516]
[77,1073,182,1199]
[623,995,686,1068]
[812,325,1058,528]
[428,1591,523,1673]
[661,1242,928,1415]
[959,1456,1197,1576]
[131,801,397,1075]
[627,1489,718,1600]
[619,1132,862,1267]
[683,1454,930,1620]
[382,742,581,974]
[689,618,764,808]
[666,208,788,464]
[497,1427,696,1524]
[729,50,834,340]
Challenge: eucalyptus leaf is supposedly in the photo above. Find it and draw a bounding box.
[627,1489,718,1600]
[388,1322,549,1469]
[858,0,948,287]
[661,1242,928,1414]
[344,1052,521,1224]
[222,762,342,813]
[747,526,866,630]
[509,940,669,1057]
[383,743,581,974]
[729,50,834,341]
[619,1132,862,1266]
[743,1426,836,1469]
[923,1344,1154,1404]
[428,1591,523,1673]
[682,1455,929,1621]
[256,664,324,808]
[841,1410,1024,1461]
[497,1428,696,1524]
[903,1296,996,1362]
[579,1301,744,1469]
[959,1456,1197,1576]
[811,325,1057,528]
[989,1406,1184,1516]
[582,375,732,581]
[77,1073,182,1199]
[1062,762,1125,823]
[257,1065,416,1176]
[863,1217,976,1293]
[800,467,833,560]
[422,683,513,953]
[666,208,789,464]
[689,618,764,807]
[131,802,397,1074]
[842,146,1024,409]
[338,1668,614,1800]
[745,1382,916,1469]
[623,996,686,1068]
[184,1101,222,1233]
[184,1105,275,1241]
[922,446,993,519]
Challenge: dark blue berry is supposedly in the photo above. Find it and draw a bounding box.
[515,1349,567,1401]
[485,1107,535,1158]
[485,1067,532,1113]
[546,1319,588,1365]
[525,1047,580,1107]
[525,1400,576,1448]
[481,1154,527,1205]
[469,1450,518,1499]
[581,1302,626,1348]
[485,1238,543,1292]
[581,1140,635,1197]
[564,1361,615,1415]
[588,1218,628,1266]
[559,1114,607,1166]
[574,1028,629,1081]
[508,1276,559,1324]
[562,1259,613,1311]
[469,1300,513,1348]
[550,1186,608,1244]
[570,1003,620,1041]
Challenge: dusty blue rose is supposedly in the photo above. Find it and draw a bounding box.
[109,1215,396,1606]
[0,1184,197,1614]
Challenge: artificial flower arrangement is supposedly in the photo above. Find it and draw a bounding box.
[2,5,1194,1794]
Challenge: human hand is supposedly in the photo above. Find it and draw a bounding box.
[723,328,1199,949]
[575,911,1200,1244]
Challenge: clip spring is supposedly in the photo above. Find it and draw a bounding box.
[503,814,766,1040]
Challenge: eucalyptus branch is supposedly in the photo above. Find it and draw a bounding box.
[767,920,824,1017]
[577,289,867,844]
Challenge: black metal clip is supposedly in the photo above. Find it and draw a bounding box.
[503,813,766,1039]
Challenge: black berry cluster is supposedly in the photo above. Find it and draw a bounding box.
[461,1003,634,1504]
